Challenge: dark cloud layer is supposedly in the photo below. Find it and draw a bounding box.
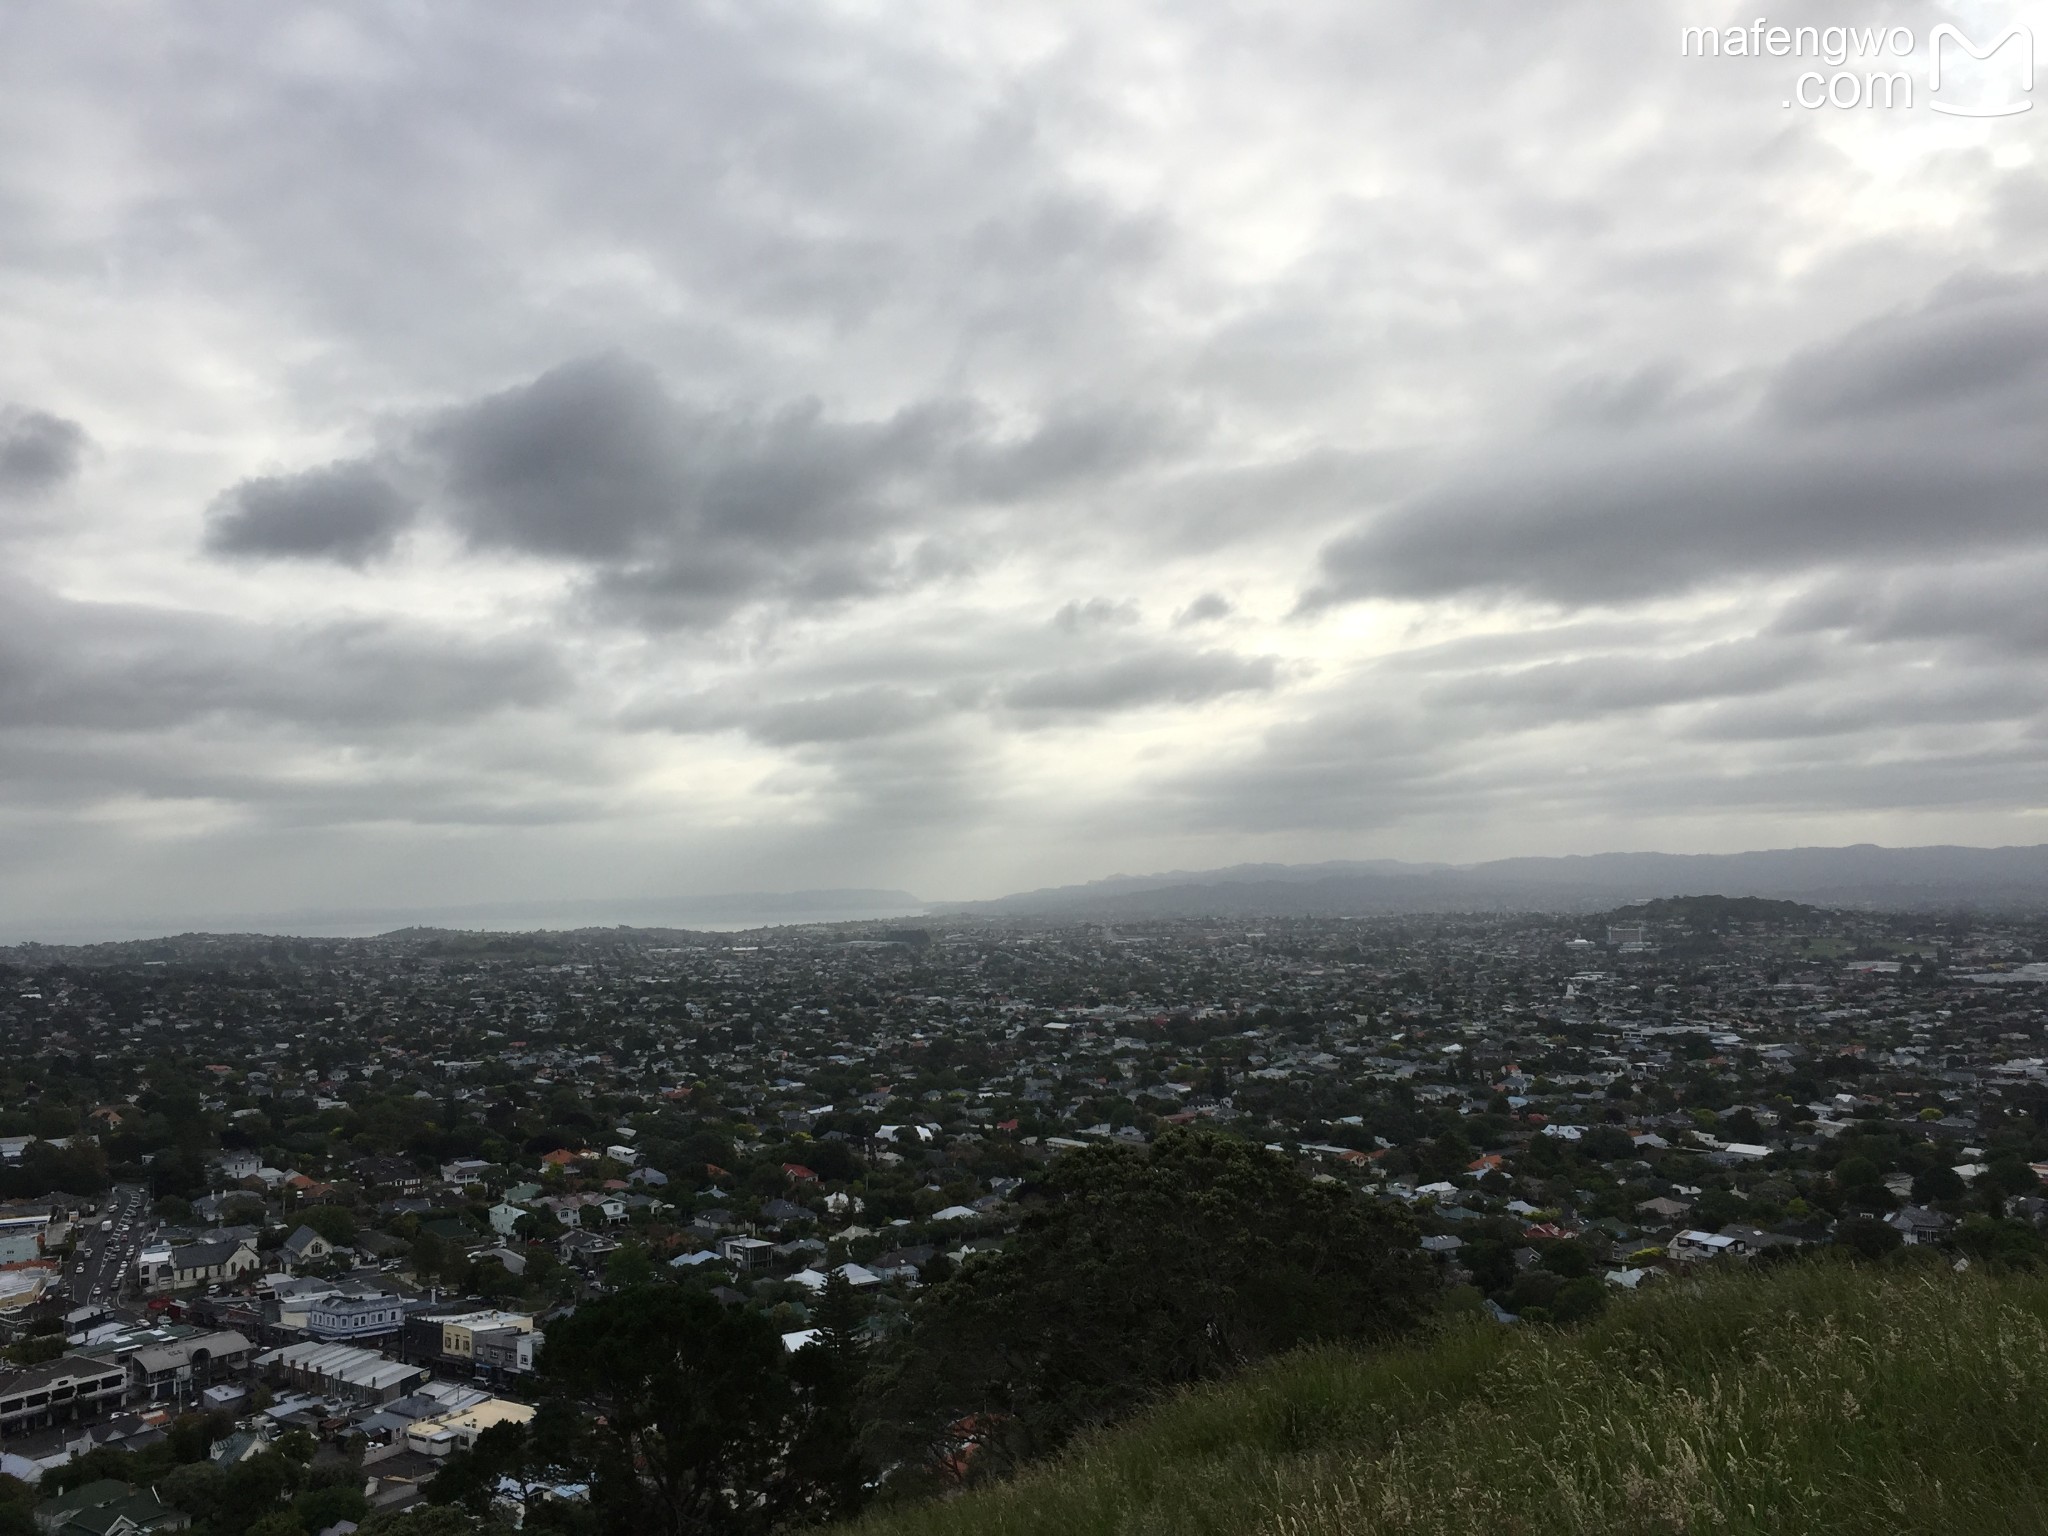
[213,355,1186,630]
[1003,648,1279,714]
[0,576,566,735]
[206,461,416,565]
[1307,279,2048,610]
[0,405,86,497]
[4,3,2048,931]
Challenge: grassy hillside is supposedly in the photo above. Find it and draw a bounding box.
[845,1259,2048,1536]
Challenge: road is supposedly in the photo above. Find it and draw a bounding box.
[66,1183,148,1309]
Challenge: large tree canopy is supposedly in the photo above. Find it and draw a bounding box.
[871,1127,1436,1477]
[536,1285,854,1536]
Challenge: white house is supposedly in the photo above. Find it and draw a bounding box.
[1668,1230,1747,1263]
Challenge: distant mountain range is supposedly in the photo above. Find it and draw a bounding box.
[934,844,2048,918]
[0,888,927,946]
[13,845,2048,949]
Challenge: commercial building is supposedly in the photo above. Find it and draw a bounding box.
[306,1291,406,1343]
[258,1341,426,1406]
[0,1355,127,1437]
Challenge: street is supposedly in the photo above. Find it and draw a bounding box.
[66,1182,148,1310]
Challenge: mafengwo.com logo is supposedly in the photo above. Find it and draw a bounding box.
[1681,19,2033,114]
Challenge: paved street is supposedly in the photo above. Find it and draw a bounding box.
[66,1183,147,1309]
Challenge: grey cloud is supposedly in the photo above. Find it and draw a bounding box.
[1771,277,2048,426]
[1161,703,1464,834]
[1004,648,1279,714]
[1305,278,2048,610]
[0,405,86,497]
[949,401,1189,503]
[417,356,1148,570]
[1165,668,2048,839]
[1424,638,1823,722]
[15,0,2048,920]
[0,731,615,829]
[623,616,1289,762]
[205,461,416,565]
[218,355,1184,628]
[1375,616,1725,675]
[746,688,957,747]
[1776,558,2048,657]
[631,684,958,748]
[1053,597,1141,633]
[1687,672,2048,743]
[0,577,567,734]
[1545,362,1736,430]
[1174,592,1234,626]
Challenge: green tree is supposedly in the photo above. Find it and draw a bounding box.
[785,1275,868,1516]
[1540,1241,1594,1279]
[870,1128,1434,1476]
[411,1229,450,1283]
[300,1204,359,1245]
[538,1285,852,1535]
[209,1449,304,1533]
[5,1335,63,1367]
[359,1505,503,1535]
[1912,1164,1966,1205]
[1551,1274,1609,1323]
[1981,1158,2039,1200]
[296,1482,371,1531]
[158,1460,227,1525]
[1953,1216,2048,1269]
[602,1242,656,1290]
[1836,1217,1904,1261]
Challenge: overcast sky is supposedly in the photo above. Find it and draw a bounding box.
[3,0,2046,936]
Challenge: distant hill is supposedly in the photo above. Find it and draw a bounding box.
[1604,894,1820,928]
[0,888,928,946]
[841,1262,2048,1536]
[939,843,2048,918]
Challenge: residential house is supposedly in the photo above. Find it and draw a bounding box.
[1888,1206,1953,1245]
[279,1226,335,1272]
[557,1230,619,1272]
[1668,1230,1748,1263]
[440,1159,494,1189]
[718,1236,774,1271]
[139,1238,261,1294]
[31,1479,189,1535]
[354,1157,426,1195]
[1716,1224,1808,1255]
[1635,1196,1693,1225]
[214,1150,263,1183]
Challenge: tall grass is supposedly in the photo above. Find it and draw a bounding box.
[841,1256,2048,1536]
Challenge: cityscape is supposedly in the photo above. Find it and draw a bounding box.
[1,894,2046,1528]
[4,2,2047,1532]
